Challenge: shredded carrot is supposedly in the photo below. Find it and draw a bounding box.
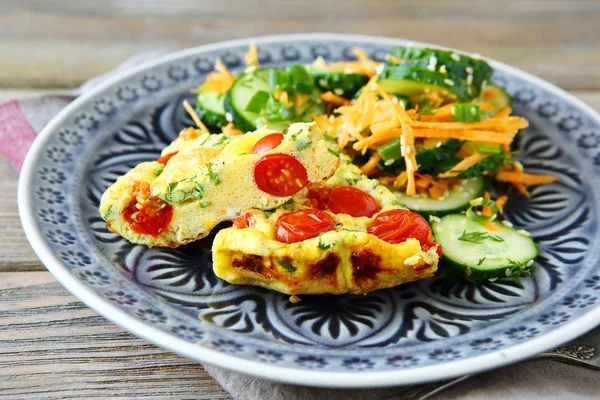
[482,192,493,217]
[182,100,208,133]
[294,94,310,110]
[275,90,289,104]
[438,153,490,179]
[496,195,508,214]
[513,183,530,198]
[221,122,244,137]
[484,221,501,231]
[412,128,516,144]
[321,91,351,106]
[495,171,558,186]
[178,127,200,140]
[360,152,381,176]
[244,43,259,67]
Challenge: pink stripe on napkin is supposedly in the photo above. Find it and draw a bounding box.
[0,100,38,171]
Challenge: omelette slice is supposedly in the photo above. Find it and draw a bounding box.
[99,122,340,247]
[212,160,441,295]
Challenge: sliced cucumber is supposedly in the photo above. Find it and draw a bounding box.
[224,69,272,132]
[431,214,537,283]
[308,68,370,98]
[378,65,472,101]
[196,91,227,127]
[478,84,512,118]
[388,46,492,94]
[393,176,484,216]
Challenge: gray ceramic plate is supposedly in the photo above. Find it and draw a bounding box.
[19,34,600,388]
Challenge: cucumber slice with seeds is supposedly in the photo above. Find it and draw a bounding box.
[478,84,512,118]
[392,176,484,216]
[388,46,492,91]
[431,214,538,283]
[378,65,472,101]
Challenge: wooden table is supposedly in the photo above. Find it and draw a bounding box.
[1,1,599,398]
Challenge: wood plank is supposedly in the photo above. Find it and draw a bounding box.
[0,272,230,399]
[0,1,598,89]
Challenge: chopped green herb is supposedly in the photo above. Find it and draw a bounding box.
[477,146,503,155]
[458,229,504,244]
[327,148,340,157]
[278,259,297,273]
[452,103,481,122]
[206,162,222,185]
[296,139,312,151]
[101,205,113,222]
[212,135,231,147]
[199,133,211,146]
[245,90,270,113]
[198,201,211,208]
[477,257,486,266]
[318,233,331,250]
[466,198,499,223]
[323,133,337,143]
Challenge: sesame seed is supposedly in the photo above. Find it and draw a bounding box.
[370,84,378,91]
[225,112,233,122]
[505,269,512,277]
[472,53,482,60]
[466,74,474,86]
[526,259,534,267]
[329,115,335,123]
[391,96,399,104]
[429,215,441,223]
[517,229,531,237]
[344,68,354,74]
[515,161,525,171]
[436,141,442,147]
[470,107,477,116]
[465,67,474,74]
[502,220,513,228]
[451,53,460,61]
[333,88,344,96]
[319,79,329,88]
[488,277,498,282]
[439,65,448,74]
[443,79,454,86]
[384,159,395,166]
[427,65,435,71]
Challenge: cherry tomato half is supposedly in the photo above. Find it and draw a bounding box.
[254,154,309,197]
[251,133,284,154]
[157,151,179,165]
[304,185,332,210]
[233,212,253,229]
[274,209,336,244]
[367,209,434,245]
[123,197,173,237]
[327,186,380,218]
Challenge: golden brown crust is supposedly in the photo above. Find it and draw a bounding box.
[212,227,438,295]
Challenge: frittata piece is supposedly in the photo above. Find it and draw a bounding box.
[99,122,339,247]
[212,162,440,295]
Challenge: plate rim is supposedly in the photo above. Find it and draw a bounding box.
[18,32,600,388]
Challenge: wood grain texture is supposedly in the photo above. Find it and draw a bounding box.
[0,272,230,399]
[0,0,599,89]
[1,2,599,397]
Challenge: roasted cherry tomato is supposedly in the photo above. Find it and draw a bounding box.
[233,212,253,229]
[327,186,380,218]
[251,133,284,154]
[368,209,435,246]
[304,185,332,210]
[157,151,179,165]
[123,197,173,237]
[274,209,335,243]
[254,154,309,197]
